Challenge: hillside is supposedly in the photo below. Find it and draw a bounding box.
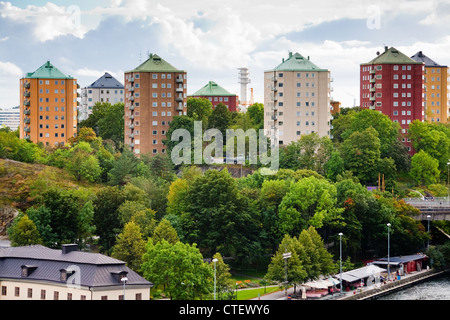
[0,158,100,238]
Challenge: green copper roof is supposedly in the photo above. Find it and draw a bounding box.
[190,81,235,97]
[362,46,423,65]
[126,53,184,73]
[25,61,73,79]
[267,52,327,72]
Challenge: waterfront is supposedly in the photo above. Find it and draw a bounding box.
[377,274,450,300]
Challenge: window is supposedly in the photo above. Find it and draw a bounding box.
[15,287,20,297]
[41,290,46,300]
[28,288,33,298]
[54,291,59,300]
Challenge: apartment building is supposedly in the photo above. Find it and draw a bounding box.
[124,54,187,156]
[0,107,20,131]
[411,51,449,123]
[79,72,124,121]
[189,81,238,112]
[264,52,331,146]
[360,47,424,153]
[20,61,79,146]
[0,244,152,300]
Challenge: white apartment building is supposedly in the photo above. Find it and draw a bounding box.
[264,52,332,147]
[79,72,124,121]
[0,107,20,131]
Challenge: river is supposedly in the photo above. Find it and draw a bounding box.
[377,274,450,300]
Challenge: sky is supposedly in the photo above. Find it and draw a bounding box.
[0,0,449,110]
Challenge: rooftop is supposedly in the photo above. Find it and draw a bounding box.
[126,53,184,73]
[362,46,423,65]
[411,51,447,68]
[88,72,124,89]
[0,245,152,288]
[190,81,236,97]
[267,52,328,72]
[24,61,73,79]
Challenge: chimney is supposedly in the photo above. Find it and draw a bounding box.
[62,244,78,254]
[384,46,388,52]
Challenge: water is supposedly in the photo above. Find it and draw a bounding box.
[377,275,450,300]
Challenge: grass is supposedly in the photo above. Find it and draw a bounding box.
[235,286,281,300]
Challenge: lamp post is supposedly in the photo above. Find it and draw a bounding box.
[427,215,431,250]
[121,277,128,300]
[339,232,343,295]
[213,258,218,300]
[387,223,391,281]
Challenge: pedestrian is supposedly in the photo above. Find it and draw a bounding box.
[330,287,333,296]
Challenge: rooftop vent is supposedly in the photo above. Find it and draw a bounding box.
[62,244,78,254]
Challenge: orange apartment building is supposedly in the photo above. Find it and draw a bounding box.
[20,61,79,146]
[124,54,187,156]
[411,51,449,123]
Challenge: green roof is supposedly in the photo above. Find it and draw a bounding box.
[190,81,235,97]
[126,53,184,73]
[267,52,327,72]
[25,61,73,79]
[362,46,423,65]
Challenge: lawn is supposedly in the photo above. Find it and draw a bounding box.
[236,286,282,300]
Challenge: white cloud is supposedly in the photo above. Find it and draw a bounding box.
[0,60,22,77]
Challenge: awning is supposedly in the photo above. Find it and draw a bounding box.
[339,265,386,283]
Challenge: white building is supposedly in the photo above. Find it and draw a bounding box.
[0,107,20,131]
[79,72,124,121]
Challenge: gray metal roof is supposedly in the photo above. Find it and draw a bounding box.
[0,245,152,288]
[88,72,124,89]
[411,51,446,67]
[372,254,427,265]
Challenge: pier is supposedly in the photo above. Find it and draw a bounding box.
[338,269,448,300]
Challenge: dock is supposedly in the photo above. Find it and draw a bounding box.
[338,269,448,300]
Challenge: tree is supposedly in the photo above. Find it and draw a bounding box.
[410,150,440,186]
[141,240,213,300]
[278,176,342,236]
[77,200,96,248]
[187,97,213,124]
[210,252,234,300]
[65,142,101,182]
[152,218,179,244]
[246,103,264,129]
[8,214,42,246]
[180,169,258,258]
[340,127,382,184]
[112,221,146,272]
[107,148,139,186]
[207,103,231,139]
[266,235,308,288]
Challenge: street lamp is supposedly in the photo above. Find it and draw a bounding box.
[339,233,343,295]
[427,215,431,250]
[213,258,218,300]
[121,277,128,300]
[387,223,391,281]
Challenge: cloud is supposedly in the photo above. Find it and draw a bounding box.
[0,60,22,77]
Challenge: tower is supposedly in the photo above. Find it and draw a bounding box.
[238,67,251,109]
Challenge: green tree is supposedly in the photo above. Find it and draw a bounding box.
[77,200,96,248]
[108,148,139,186]
[112,221,146,272]
[278,176,342,236]
[410,150,440,186]
[187,97,213,124]
[65,142,101,182]
[141,240,213,300]
[152,218,179,244]
[210,252,234,300]
[246,103,264,129]
[8,214,42,246]
[208,103,231,139]
[266,235,308,288]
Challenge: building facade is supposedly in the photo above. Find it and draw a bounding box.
[264,52,332,147]
[411,51,449,123]
[79,72,124,121]
[20,61,79,146]
[189,81,238,112]
[0,244,152,300]
[124,54,187,156]
[0,107,20,131]
[360,47,424,152]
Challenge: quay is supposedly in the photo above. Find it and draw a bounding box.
[337,268,448,300]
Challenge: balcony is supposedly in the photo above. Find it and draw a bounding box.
[24,109,30,115]
[129,134,134,139]
[23,82,30,89]
[130,105,135,111]
[129,124,134,130]
[129,77,134,82]
[176,104,183,111]
[271,76,278,82]
[24,91,30,97]
[370,78,376,83]
[370,87,376,92]
[129,87,134,92]
[76,83,80,89]
[24,100,30,106]
[129,96,134,101]
[129,143,134,148]
[176,97,183,102]
[77,92,81,98]
[176,77,183,83]
[369,96,376,101]
[129,115,134,120]
[271,86,278,92]
[24,127,30,132]
[175,87,184,93]
[24,135,30,140]
[370,69,376,74]
[24,118,31,124]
